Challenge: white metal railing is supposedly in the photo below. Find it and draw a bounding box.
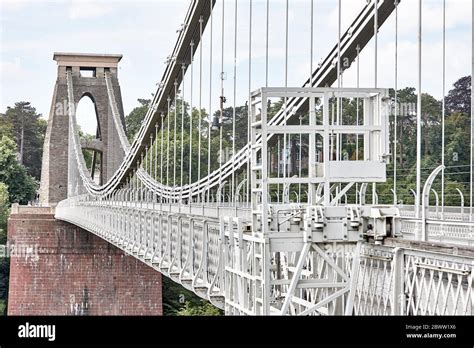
[55,195,474,316]
[349,243,474,315]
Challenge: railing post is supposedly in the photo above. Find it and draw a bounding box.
[359,183,368,206]
[455,188,464,221]
[345,242,362,315]
[391,188,397,206]
[392,247,405,315]
[421,165,444,241]
[431,188,439,219]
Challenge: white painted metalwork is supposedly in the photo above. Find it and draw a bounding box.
[350,243,473,315]
[421,165,445,241]
[53,0,474,316]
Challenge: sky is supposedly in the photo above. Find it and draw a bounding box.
[0,0,471,135]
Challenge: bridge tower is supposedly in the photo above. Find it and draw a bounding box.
[39,53,126,205]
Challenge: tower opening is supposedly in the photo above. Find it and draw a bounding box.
[80,67,96,78]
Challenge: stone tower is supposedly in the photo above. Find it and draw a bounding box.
[39,53,126,205]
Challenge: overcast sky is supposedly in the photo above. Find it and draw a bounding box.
[0,0,471,135]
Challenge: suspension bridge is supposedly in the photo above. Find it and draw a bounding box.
[25,0,474,315]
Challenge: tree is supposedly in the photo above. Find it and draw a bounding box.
[125,99,150,141]
[444,111,471,185]
[0,182,9,315]
[378,77,472,205]
[161,269,222,316]
[388,87,417,168]
[420,93,442,158]
[161,276,222,315]
[177,300,222,316]
[0,183,9,244]
[78,129,96,174]
[0,117,13,139]
[0,102,46,180]
[445,75,471,115]
[0,136,37,204]
[216,105,250,150]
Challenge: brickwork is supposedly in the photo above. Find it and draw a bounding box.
[7,207,162,315]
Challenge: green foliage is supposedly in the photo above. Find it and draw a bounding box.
[0,101,46,315]
[0,255,8,316]
[446,75,471,115]
[126,99,150,141]
[0,117,13,139]
[78,129,99,174]
[177,300,222,316]
[0,300,5,315]
[0,136,37,204]
[162,276,222,316]
[141,99,234,186]
[162,276,197,315]
[0,183,9,316]
[0,183,9,244]
[130,75,471,208]
[218,104,250,150]
[377,76,472,205]
[0,102,46,180]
